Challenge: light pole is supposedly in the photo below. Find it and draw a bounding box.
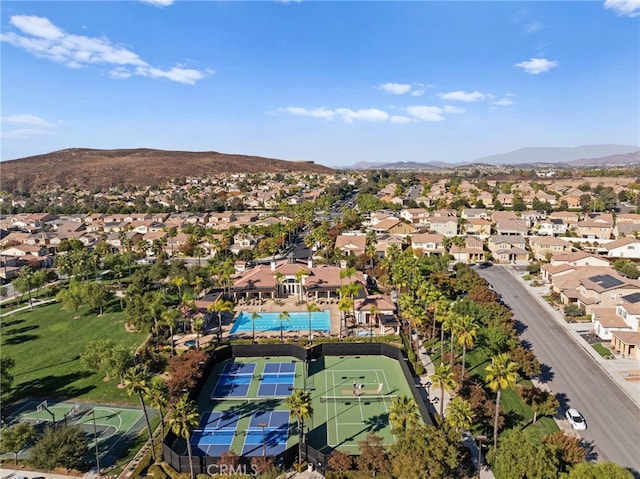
[475,435,487,478]
[257,422,268,458]
[92,409,101,475]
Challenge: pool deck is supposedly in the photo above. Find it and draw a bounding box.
[226,296,397,342]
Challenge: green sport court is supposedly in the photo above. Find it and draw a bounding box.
[185,352,423,459]
[3,400,151,467]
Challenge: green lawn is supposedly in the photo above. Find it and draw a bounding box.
[1,299,146,405]
[592,343,613,357]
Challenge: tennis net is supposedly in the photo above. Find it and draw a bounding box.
[320,394,397,403]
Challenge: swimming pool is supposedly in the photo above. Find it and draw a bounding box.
[230,310,331,334]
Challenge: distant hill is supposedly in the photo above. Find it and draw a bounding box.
[0,148,334,193]
[345,145,640,170]
[474,144,639,166]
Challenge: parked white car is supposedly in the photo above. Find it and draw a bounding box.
[565,408,587,431]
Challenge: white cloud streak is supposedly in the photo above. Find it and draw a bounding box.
[604,0,640,17]
[438,90,487,102]
[379,82,413,95]
[141,0,174,6]
[1,113,61,138]
[514,57,559,74]
[0,15,206,84]
[405,106,445,122]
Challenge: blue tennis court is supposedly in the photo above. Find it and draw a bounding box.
[241,411,290,457]
[258,362,296,396]
[191,412,240,456]
[210,363,256,399]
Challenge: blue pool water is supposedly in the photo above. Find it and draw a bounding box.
[230,310,331,334]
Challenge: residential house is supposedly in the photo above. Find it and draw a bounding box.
[335,234,367,257]
[529,237,572,261]
[353,295,397,334]
[461,208,490,220]
[411,233,445,256]
[574,272,640,314]
[487,235,528,264]
[534,217,568,237]
[368,218,416,236]
[495,219,528,236]
[464,218,492,237]
[612,222,640,239]
[429,217,458,237]
[603,237,640,259]
[608,293,640,359]
[450,236,485,264]
[399,208,430,226]
[577,213,614,240]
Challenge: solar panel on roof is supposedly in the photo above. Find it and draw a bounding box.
[589,274,624,289]
[622,292,640,304]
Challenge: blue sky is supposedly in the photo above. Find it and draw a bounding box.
[1,1,639,167]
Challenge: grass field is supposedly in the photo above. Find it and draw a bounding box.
[182,354,419,460]
[0,299,145,405]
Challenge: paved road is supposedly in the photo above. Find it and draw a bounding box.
[477,265,640,475]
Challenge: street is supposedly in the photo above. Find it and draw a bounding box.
[477,265,640,475]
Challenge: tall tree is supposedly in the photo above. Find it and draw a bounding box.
[1,356,15,394]
[0,422,35,464]
[431,362,456,418]
[286,389,313,465]
[207,298,234,343]
[55,279,86,318]
[486,353,518,449]
[192,316,205,349]
[519,385,559,424]
[146,376,170,459]
[168,395,200,479]
[279,311,290,344]
[306,302,320,345]
[445,397,473,432]
[250,312,260,344]
[454,314,478,380]
[123,367,157,462]
[161,308,180,357]
[388,395,419,434]
[28,424,88,470]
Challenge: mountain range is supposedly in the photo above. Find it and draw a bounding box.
[348,145,640,170]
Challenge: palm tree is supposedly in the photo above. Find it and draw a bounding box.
[445,397,473,433]
[337,294,354,340]
[388,395,419,434]
[161,308,180,357]
[192,317,205,349]
[207,298,234,343]
[306,302,320,345]
[431,362,456,419]
[146,376,170,460]
[250,312,261,343]
[168,394,200,479]
[368,304,381,342]
[485,353,518,449]
[279,311,290,343]
[286,389,313,465]
[294,268,306,303]
[442,310,457,365]
[123,367,156,462]
[171,275,187,299]
[454,314,478,380]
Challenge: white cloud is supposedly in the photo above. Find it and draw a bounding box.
[514,57,559,74]
[492,97,514,106]
[523,21,543,33]
[281,107,335,120]
[438,90,487,102]
[389,115,417,124]
[1,15,206,84]
[604,0,640,17]
[335,108,389,123]
[405,106,445,122]
[379,83,413,95]
[410,90,425,97]
[1,113,61,138]
[141,0,174,5]
[443,105,465,114]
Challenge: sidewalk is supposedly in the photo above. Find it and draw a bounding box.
[504,265,640,410]
[417,348,496,479]
[0,467,97,479]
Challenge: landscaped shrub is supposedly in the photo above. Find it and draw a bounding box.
[563,304,584,317]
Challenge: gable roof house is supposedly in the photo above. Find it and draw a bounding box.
[450,236,485,264]
[429,217,458,237]
[411,233,446,256]
[575,272,640,314]
[495,219,528,236]
[487,235,528,264]
[577,215,613,240]
[534,217,568,237]
[607,293,640,359]
[335,234,367,257]
[529,236,572,261]
[463,218,492,238]
[603,237,640,259]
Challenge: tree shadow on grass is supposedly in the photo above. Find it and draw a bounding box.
[3,333,40,345]
[10,371,95,401]
[502,410,524,431]
[14,355,81,377]
[3,324,39,336]
[0,318,25,328]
